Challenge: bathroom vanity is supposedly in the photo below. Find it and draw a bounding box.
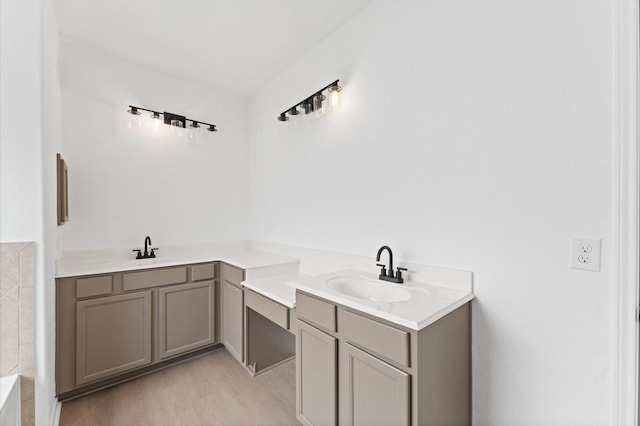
[56,262,218,396]
[295,290,470,425]
[55,246,298,400]
[286,269,473,426]
[55,243,474,425]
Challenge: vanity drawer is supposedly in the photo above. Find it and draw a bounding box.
[190,263,216,282]
[123,266,187,291]
[245,290,289,329]
[76,275,113,299]
[341,309,410,367]
[296,292,336,333]
[221,263,244,286]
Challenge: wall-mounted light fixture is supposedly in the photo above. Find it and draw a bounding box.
[127,106,218,133]
[277,80,341,122]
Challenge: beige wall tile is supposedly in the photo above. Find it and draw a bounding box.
[0,244,20,296]
[0,241,35,380]
[0,242,34,426]
[18,243,35,289]
[19,287,34,345]
[21,397,35,426]
[19,342,34,377]
[0,286,19,375]
[20,375,34,401]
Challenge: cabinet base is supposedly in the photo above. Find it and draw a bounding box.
[57,343,223,402]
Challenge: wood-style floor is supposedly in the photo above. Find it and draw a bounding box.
[59,349,298,426]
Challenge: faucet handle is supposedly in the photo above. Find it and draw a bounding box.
[376,263,388,278]
[132,249,142,259]
[150,248,159,258]
[396,267,408,282]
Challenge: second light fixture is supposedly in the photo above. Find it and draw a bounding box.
[277,80,341,122]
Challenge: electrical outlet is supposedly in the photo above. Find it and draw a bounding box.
[577,254,591,264]
[571,238,601,271]
[578,244,592,253]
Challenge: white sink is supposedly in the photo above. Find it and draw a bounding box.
[326,275,411,303]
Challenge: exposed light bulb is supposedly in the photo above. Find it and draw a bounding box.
[314,93,326,118]
[302,98,313,115]
[127,106,141,130]
[330,90,340,107]
[328,83,342,109]
[151,112,161,131]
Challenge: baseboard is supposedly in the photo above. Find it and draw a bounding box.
[51,400,61,426]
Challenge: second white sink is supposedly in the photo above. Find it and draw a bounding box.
[326,275,411,303]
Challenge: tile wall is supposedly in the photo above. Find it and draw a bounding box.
[1,242,35,426]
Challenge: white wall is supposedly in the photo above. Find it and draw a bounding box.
[59,40,249,251]
[0,0,43,241]
[248,1,615,424]
[41,0,63,423]
[0,0,61,424]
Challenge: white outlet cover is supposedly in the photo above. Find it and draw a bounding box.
[571,238,602,271]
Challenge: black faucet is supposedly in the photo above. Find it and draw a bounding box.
[144,236,152,257]
[132,236,158,259]
[376,245,407,284]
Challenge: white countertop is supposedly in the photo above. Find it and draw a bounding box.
[288,269,474,331]
[56,243,299,278]
[56,241,474,331]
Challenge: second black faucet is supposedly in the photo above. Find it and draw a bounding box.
[376,245,407,284]
[132,235,158,259]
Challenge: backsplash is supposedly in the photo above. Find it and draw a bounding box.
[1,242,35,426]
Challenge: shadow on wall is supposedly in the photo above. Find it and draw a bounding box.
[469,300,496,422]
[0,242,36,426]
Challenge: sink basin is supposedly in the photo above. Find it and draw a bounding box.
[326,275,411,303]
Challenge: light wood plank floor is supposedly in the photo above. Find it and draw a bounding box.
[59,349,298,426]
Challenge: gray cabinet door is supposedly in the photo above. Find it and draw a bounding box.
[296,319,337,426]
[340,342,410,426]
[76,291,152,386]
[158,280,216,360]
[221,281,244,362]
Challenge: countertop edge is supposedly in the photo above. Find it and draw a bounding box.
[242,282,296,309]
[414,293,475,329]
[55,251,300,278]
[289,278,475,331]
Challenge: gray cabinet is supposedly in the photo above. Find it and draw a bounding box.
[220,263,245,363]
[295,290,470,426]
[340,342,409,426]
[75,291,152,386]
[56,262,220,399]
[296,319,337,426]
[158,280,216,360]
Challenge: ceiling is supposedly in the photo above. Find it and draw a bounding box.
[53,0,373,95]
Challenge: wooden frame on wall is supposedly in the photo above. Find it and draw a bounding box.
[57,153,69,226]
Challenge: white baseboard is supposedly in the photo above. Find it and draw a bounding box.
[50,400,61,426]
